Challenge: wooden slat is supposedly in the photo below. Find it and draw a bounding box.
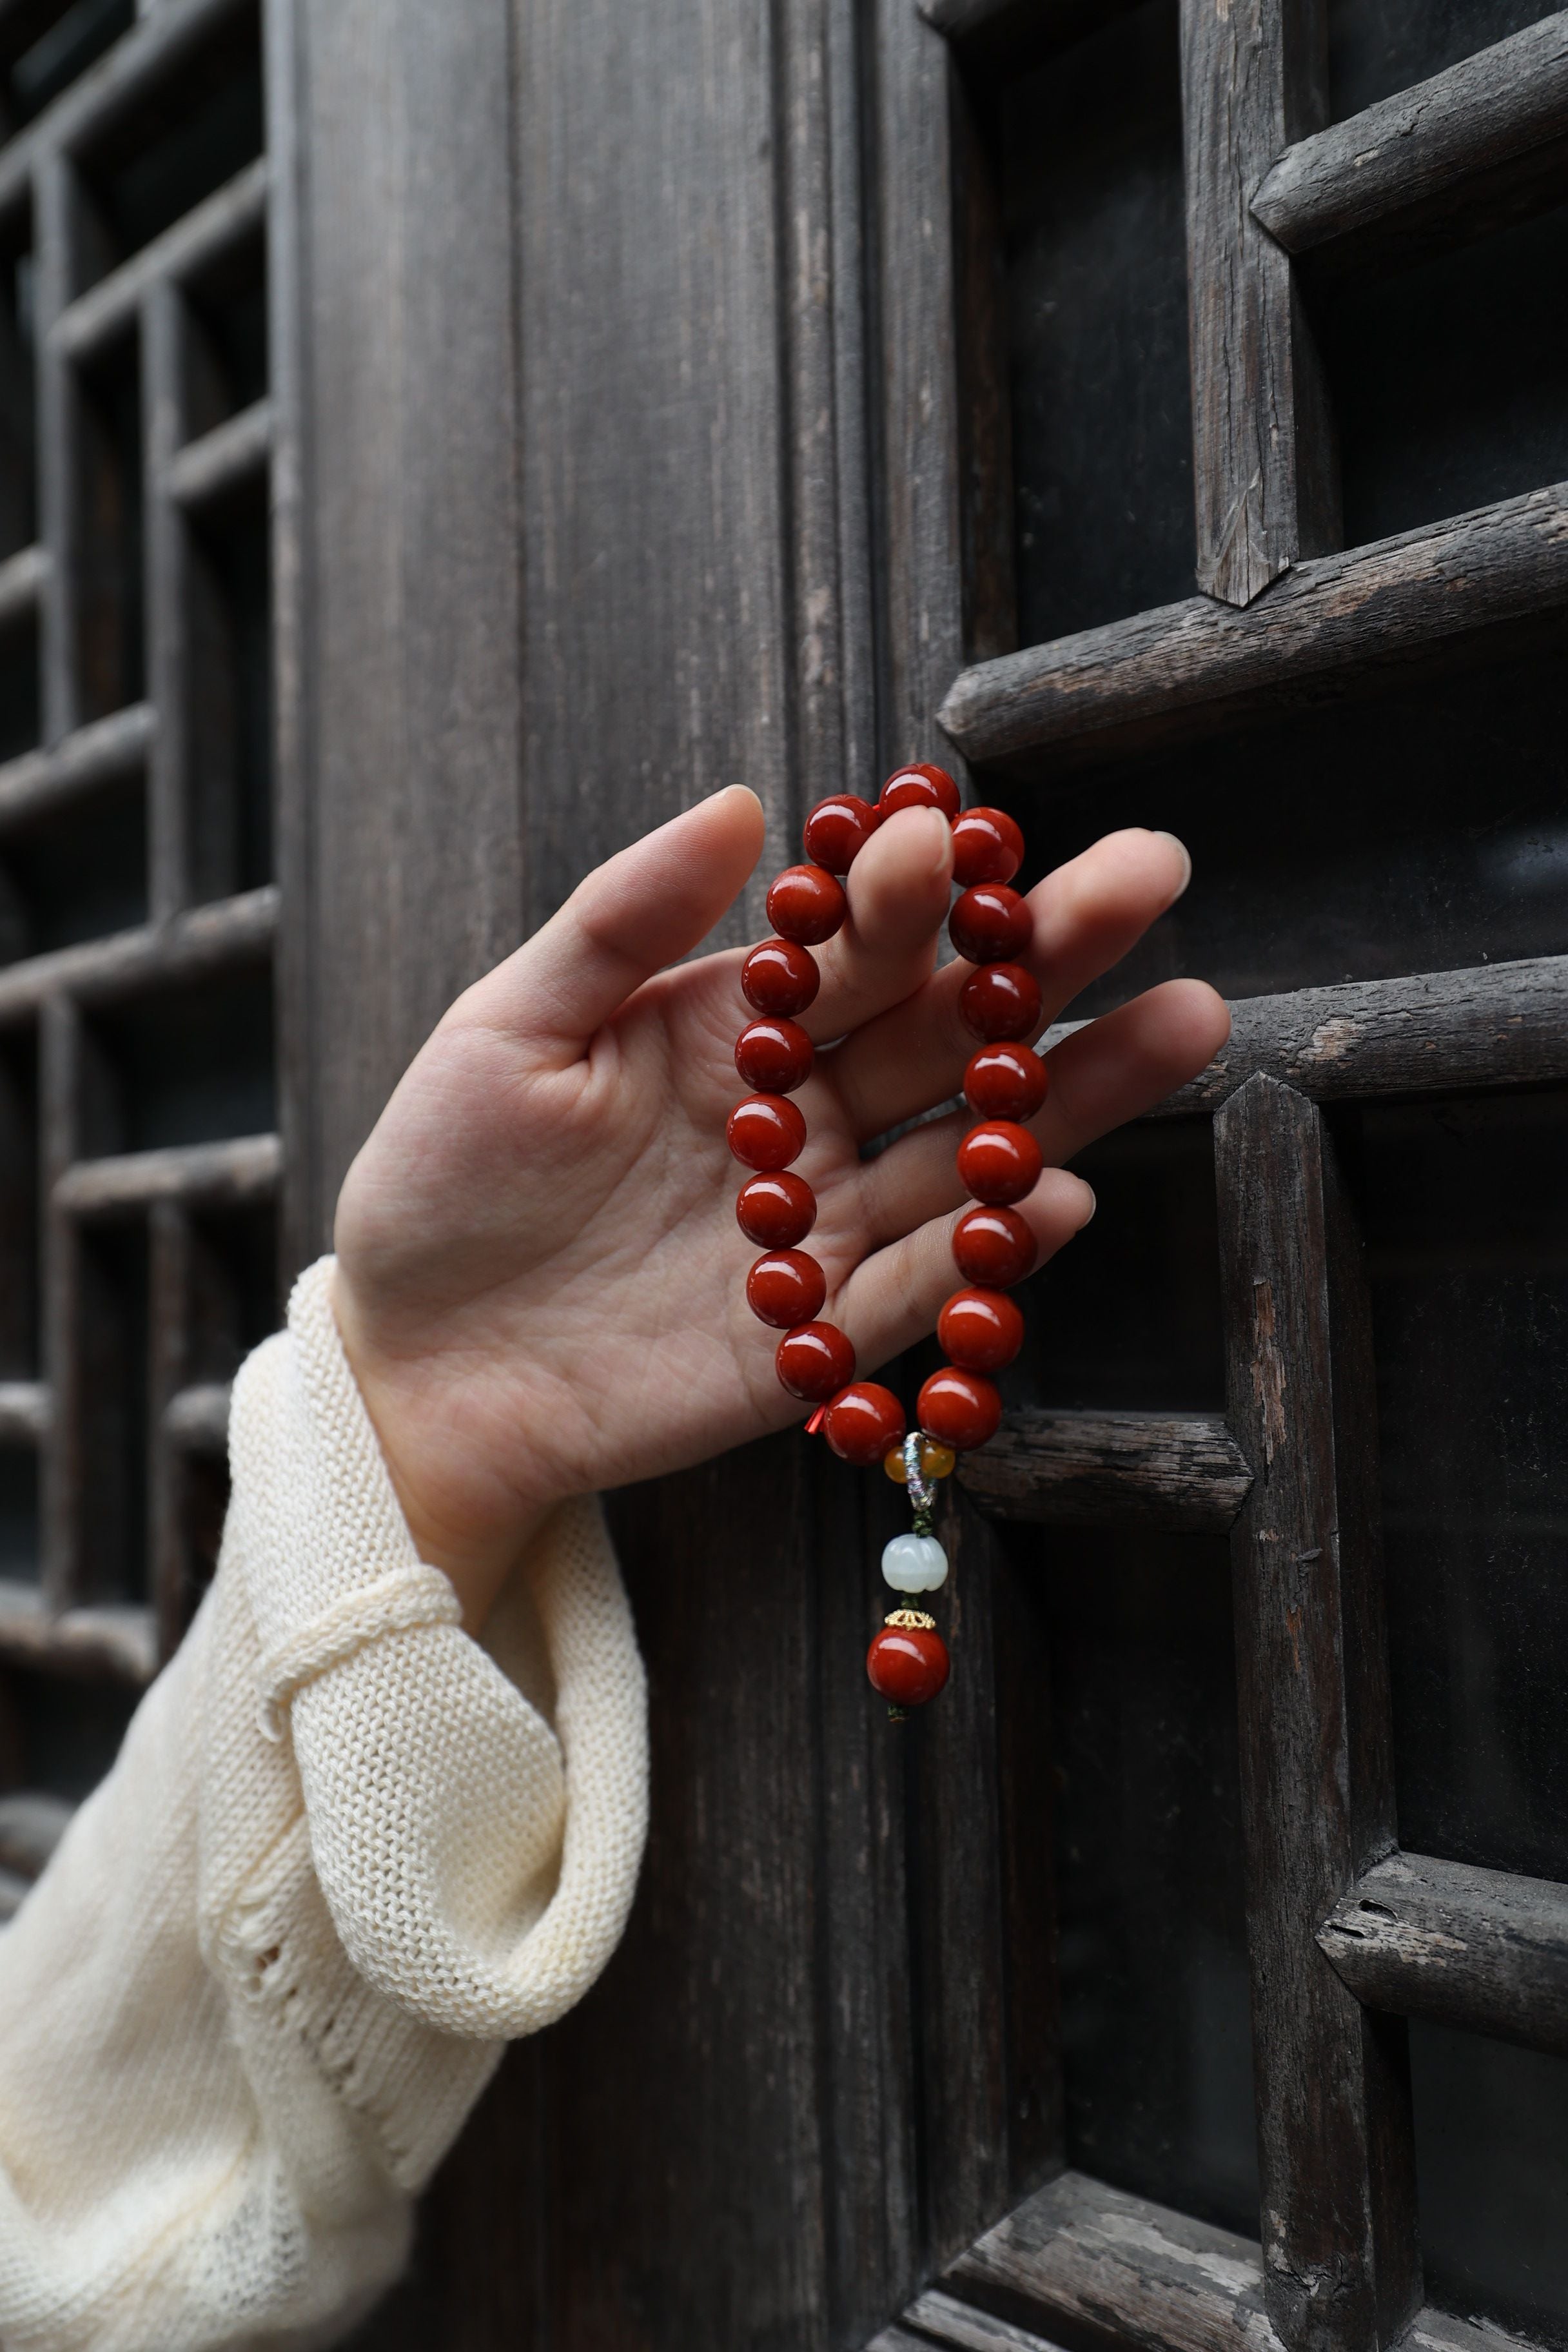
[896,2290,1068,2351]
[166,396,271,507]
[1151,953,1568,1118]
[1252,14,1568,260]
[143,276,188,920]
[937,483,1568,778]
[55,1132,281,1219]
[1179,0,1333,606]
[0,0,254,213]
[1318,1849,1568,2059]
[958,1409,1251,1532]
[0,540,46,631]
[923,2171,1527,2352]
[941,2169,1277,2351]
[0,1580,156,1681]
[0,702,153,828]
[162,1378,230,1454]
[1215,1077,1417,2349]
[0,1380,49,1442]
[0,884,277,1023]
[52,157,270,363]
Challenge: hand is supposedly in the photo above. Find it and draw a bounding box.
[333,788,1229,1629]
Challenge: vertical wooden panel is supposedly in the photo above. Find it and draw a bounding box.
[1214,1075,1419,2351]
[1179,0,1337,606]
[514,0,790,934]
[142,278,188,921]
[870,0,967,763]
[285,0,526,1246]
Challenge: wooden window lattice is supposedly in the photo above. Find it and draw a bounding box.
[0,0,276,1901]
[885,5,1568,2350]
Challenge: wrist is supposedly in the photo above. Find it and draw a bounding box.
[330,1269,554,1634]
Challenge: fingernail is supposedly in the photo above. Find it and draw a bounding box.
[1077,1181,1097,1224]
[1155,832,1192,899]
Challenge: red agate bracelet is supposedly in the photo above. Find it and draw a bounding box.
[727,762,1045,1718]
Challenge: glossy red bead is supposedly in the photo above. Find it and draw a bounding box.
[950,883,1031,966]
[957,1120,1043,1205]
[950,805,1024,888]
[959,962,1042,1043]
[866,1623,950,1707]
[803,794,877,874]
[918,1366,1003,1451]
[737,1171,816,1248]
[747,1249,827,1329]
[823,1381,906,1465]
[952,1204,1036,1287]
[877,762,961,821]
[741,937,821,1017]
[767,864,848,946]
[963,1043,1048,1122]
[727,1092,807,1172]
[776,1321,856,1401]
[937,1286,1025,1373]
[735,1017,814,1093]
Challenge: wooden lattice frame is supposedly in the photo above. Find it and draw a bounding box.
[0,0,277,1708]
[879,6,1568,2350]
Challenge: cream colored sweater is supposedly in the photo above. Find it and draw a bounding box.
[0,1259,649,2351]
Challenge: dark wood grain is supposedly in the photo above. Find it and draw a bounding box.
[1149,953,1568,1118]
[914,2170,1526,2352]
[54,1134,282,1219]
[1179,0,1334,607]
[0,887,277,1025]
[287,0,527,1255]
[1252,14,1568,260]
[1318,1850,1568,2058]
[937,484,1568,778]
[1214,1077,1417,2351]
[959,1409,1251,1532]
[0,703,153,828]
[871,0,968,773]
[942,2167,1277,2352]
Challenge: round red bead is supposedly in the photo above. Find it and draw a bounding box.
[803,795,876,874]
[957,1120,1043,1205]
[737,1171,816,1248]
[867,1623,950,1707]
[742,938,821,1017]
[951,806,1024,887]
[963,1043,1048,1122]
[950,883,1031,966]
[918,1366,1002,1451]
[878,762,961,821]
[776,1321,856,1401]
[735,1017,814,1093]
[952,1204,1036,1287]
[959,962,1042,1043]
[747,1249,827,1329]
[823,1380,906,1466]
[767,864,848,946]
[937,1287,1025,1373]
[728,1093,807,1172]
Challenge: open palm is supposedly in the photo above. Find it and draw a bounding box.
[333,787,1229,1628]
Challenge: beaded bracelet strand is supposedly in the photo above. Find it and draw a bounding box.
[727,761,1046,1719]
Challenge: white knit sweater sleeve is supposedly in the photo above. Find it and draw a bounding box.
[0,1257,649,2352]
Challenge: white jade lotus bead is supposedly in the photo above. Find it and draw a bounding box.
[881,1533,949,1593]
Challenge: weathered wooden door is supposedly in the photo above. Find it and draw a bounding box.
[3,1,1567,2347]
